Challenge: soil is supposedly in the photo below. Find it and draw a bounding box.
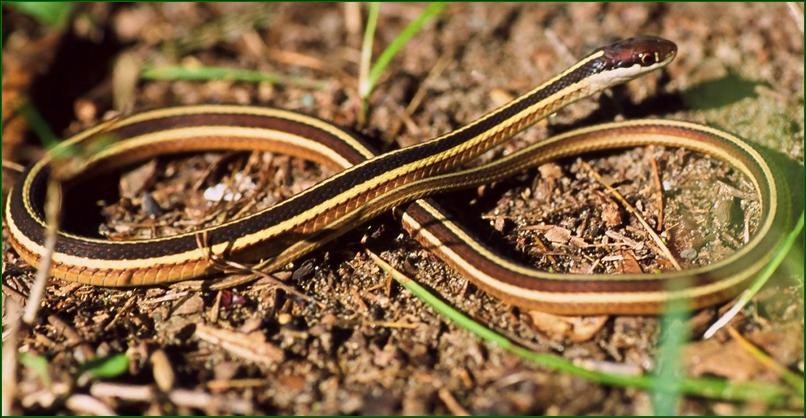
[2,3,803,415]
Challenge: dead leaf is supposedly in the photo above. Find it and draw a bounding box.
[543,226,571,244]
[602,201,622,227]
[620,250,643,274]
[120,160,157,199]
[537,163,562,180]
[150,349,175,392]
[527,311,609,342]
[685,339,767,381]
[173,295,204,316]
[196,324,284,365]
[748,323,804,367]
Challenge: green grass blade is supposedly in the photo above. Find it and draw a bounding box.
[367,2,446,92]
[358,2,381,98]
[8,2,74,28]
[18,352,51,385]
[141,65,327,90]
[705,212,805,338]
[367,251,800,407]
[18,101,59,149]
[78,354,129,380]
[651,293,690,415]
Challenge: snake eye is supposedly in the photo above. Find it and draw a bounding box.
[639,53,656,66]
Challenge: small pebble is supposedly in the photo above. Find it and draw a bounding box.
[680,248,697,260]
[278,313,292,325]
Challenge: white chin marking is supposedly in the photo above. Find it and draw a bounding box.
[589,60,669,91]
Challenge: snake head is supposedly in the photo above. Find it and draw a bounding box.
[601,36,677,70]
[581,36,677,91]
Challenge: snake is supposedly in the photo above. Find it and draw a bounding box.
[5,36,793,314]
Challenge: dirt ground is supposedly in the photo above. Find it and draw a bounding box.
[2,3,804,415]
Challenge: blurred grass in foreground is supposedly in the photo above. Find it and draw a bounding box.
[358,2,446,125]
[6,2,74,28]
[141,65,328,90]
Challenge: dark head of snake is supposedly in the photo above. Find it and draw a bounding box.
[573,36,676,91]
[600,36,677,70]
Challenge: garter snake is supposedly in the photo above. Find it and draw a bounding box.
[5,36,794,314]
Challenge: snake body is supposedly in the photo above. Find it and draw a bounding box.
[6,36,792,313]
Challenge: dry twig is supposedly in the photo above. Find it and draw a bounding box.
[650,157,664,231]
[90,382,154,402]
[581,161,682,271]
[23,180,61,324]
[438,388,470,416]
[2,159,25,172]
[195,323,284,365]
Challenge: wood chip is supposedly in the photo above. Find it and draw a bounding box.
[195,324,284,365]
[168,389,254,415]
[538,163,563,180]
[65,394,117,416]
[438,388,470,416]
[527,311,609,343]
[569,236,589,248]
[150,349,175,392]
[605,230,640,248]
[620,250,643,274]
[685,339,766,381]
[173,295,204,316]
[543,225,571,244]
[90,382,154,402]
[602,200,623,227]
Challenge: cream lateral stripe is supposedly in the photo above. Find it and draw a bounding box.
[94,105,377,158]
[9,216,205,269]
[81,127,353,173]
[402,202,764,305]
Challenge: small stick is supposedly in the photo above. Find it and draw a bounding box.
[265,48,356,84]
[90,382,155,402]
[362,320,418,329]
[650,157,664,231]
[195,324,284,365]
[168,389,254,415]
[207,378,268,391]
[531,234,560,271]
[544,28,576,65]
[343,3,362,40]
[209,290,223,323]
[726,325,804,393]
[438,388,470,416]
[47,314,82,345]
[65,394,117,416]
[581,161,682,271]
[405,52,452,116]
[787,2,804,34]
[1,301,20,415]
[1,160,24,172]
[150,349,176,393]
[23,180,61,324]
[103,295,137,331]
[357,2,380,126]
[193,232,317,305]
